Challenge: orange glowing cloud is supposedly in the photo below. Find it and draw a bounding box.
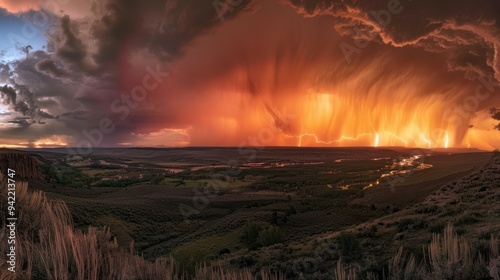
[0,0,39,13]
[9,0,497,149]
[115,1,498,149]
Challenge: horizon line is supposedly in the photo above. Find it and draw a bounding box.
[3,145,488,151]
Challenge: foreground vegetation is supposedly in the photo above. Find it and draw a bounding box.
[2,179,499,279]
[335,224,500,279]
[3,148,498,279]
[0,177,282,279]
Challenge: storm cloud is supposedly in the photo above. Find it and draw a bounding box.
[0,0,499,149]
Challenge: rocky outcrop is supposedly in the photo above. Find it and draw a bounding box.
[0,149,43,180]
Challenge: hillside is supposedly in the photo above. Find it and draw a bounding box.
[2,149,499,279]
[0,149,44,180]
[218,152,500,279]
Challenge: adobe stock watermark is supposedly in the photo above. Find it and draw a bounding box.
[65,64,169,156]
[179,107,296,222]
[339,0,409,64]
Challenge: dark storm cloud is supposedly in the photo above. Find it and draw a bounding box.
[59,110,90,120]
[17,45,33,56]
[12,0,260,146]
[491,108,500,130]
[149,0,257,58]
[0,84,38,119]
[13,100,32,116]
[10,51,80,112]
[43,0,257,76]
[7,116,32,126]
[0,85,17,104]
[284,0,500,81]
[89,0,144,68]
[35,58,67,77]
[52,15,91,73]
[492,109,500,121]
[2,0,264,147]
[1,0,499,147]
[0,48,87,143]
[37,109,55,119]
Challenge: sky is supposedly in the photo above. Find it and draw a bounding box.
[0,0,499,149]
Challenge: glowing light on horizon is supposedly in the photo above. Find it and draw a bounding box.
[383,131,408,146]
[281,127,452,148]
[298,123,304,147]
[444,130,449,148]
[0,144,28,148]
[417,129,432,148]
[284,131,374,146]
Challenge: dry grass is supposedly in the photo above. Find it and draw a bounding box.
[389,246,420,279]
[426,224,475,279]
[0,173,282,280]
[388,224,498,279]
[334,224,499,280]
[334,259,356,280]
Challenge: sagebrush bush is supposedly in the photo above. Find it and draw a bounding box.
[257,226,284,247]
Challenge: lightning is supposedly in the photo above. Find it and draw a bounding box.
[436,129,450,148]
[284,131,374,146]
[284,127,450,148]
[262,92,456,148]
[298,123,304,147]
[444,130,449,148]
[417,129,432,148]
[383,131,408,146]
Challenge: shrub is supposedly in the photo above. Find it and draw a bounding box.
[241,221,262,245]
[454,215,480,227]
[415,205,438,214]
[0,174,283,280]
[386,225,496,279]
[257,226,284,247]
[397,219,414,232]
[479,230,493,240]
[336,232,362,261]
[218,248,231,255]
